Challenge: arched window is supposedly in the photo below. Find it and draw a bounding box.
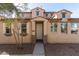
[62,13,66,18]
[36,11,40,16]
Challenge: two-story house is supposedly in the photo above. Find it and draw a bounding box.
[0,7,79,54]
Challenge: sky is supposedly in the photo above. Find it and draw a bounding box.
[14,3,79,18]
[27,3,79,18]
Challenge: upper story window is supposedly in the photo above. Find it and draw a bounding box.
[62,13,66,18]
[45,13,49,17]
[71,23,78,34]
[36,8,39,10]
[36,11,40,16]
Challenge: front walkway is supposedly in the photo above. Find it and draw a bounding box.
[33,42,45,56]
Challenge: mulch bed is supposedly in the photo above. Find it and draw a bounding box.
[45,43,79,56]
[0,44,34,55]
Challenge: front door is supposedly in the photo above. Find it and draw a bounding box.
[36,22,43,40]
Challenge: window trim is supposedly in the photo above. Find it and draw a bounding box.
[36,11,40,16]
[51,23,57,32]
[20,23,27,36]
[4,24,12,36]
[62,12,66,18]
[71,23,78,34]
[61,22,68,33]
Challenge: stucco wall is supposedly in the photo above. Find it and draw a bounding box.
[57,11,71,18]
[47,22,79,43]
[31,8,45,18]
[0,20,32,44]
[31,17,48,36]
[1,17,79,44]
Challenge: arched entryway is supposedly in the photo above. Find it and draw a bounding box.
[31,16,48,43]
[31,16,48,55]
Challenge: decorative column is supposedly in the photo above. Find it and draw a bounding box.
[57,22,61,34]
[44,20,48,35]
[31,20,36,44]
[27,22,30,34]
[32,21,35,35]
[43,20,48,44]
[77,23,79,34]
[68,22,71,34]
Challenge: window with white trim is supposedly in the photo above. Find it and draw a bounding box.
[3,23,12,36]
[61,23,67,33]
[36,11,40,16]
[62,13,66,18]
[20,23,27,36]
[51,23,57,32]
[71,23,78,34]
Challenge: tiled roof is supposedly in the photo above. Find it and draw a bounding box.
[31,7,45,11]
[57,9,72,13]
[68,18,79,22]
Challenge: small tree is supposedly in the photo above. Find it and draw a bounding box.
[3,18,24,49]
[0,3,17,18]
[0,3,28,49]
[49,15,55,24]
[3,18,19,47]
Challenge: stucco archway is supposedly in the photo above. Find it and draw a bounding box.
[31,16,48,44]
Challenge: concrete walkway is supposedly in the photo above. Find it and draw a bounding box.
[33,42,45,56]
[24,42,45,56]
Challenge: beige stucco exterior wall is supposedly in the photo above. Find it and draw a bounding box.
[31,8,45,18]
[31,17,48,36]
[0,20,32,44]
[57,11,71,18]
[24,13,32,18]
[47,21,79,43]
[30,16,79,44]
[1,7,79,44]
[1,17,79,44]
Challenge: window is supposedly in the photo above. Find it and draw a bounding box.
[61,23,67,33]
[5,26,12,36]
[51,23,57,32]
[36,11,40,16]
[71,23,78,34]
[46,13,48,17]
[21,23,27,36]
[62,13,66,18]
[36,8,39,10]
